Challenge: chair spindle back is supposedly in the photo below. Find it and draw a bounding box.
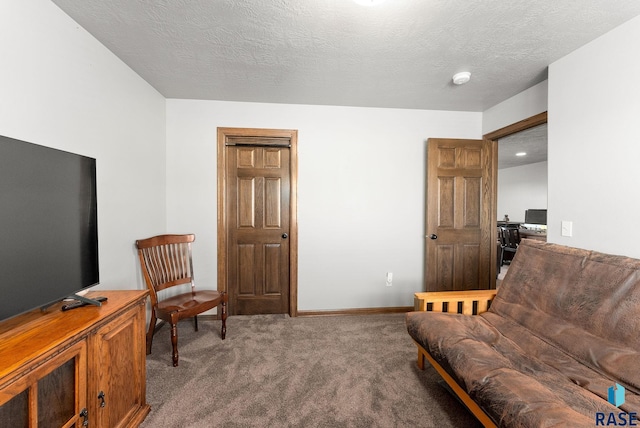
[136,235,196,305]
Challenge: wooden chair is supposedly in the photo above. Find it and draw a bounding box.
[136,234,227,366]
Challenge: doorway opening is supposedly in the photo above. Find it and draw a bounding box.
[484,112,548,281]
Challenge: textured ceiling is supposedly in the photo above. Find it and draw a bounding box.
[498,124,547,170]
[51,0,640,111]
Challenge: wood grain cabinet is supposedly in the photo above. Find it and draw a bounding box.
[0,290,150,427]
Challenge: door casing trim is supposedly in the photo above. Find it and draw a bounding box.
[217,127,299,317]
[483,111,547,141]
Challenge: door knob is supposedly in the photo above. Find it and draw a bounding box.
[282,233,288,239]
[429,234,438,240]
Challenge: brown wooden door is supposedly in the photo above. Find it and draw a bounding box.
[425,138,497,291]
[225,143,291,315]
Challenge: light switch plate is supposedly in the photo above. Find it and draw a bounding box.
[561,221,573,237]
[386,272,393,286]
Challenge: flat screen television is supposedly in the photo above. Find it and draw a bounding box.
[0,135,99,322]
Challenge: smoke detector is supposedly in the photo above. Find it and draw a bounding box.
[452,72,471,85]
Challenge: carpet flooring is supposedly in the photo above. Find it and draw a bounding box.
[141,313,481,428]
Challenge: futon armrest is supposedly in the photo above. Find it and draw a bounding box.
[413,290,497,315]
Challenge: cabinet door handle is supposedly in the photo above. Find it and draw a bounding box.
[80,407,89,426]
[98,390,106,408]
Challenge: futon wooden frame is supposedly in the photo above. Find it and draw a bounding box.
[412,290,498,428]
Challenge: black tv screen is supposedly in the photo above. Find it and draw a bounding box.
[0,135,99,322]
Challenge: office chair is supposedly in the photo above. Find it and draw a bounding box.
[499,227,521,267]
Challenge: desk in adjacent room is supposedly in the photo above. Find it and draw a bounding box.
[519,229,547,242]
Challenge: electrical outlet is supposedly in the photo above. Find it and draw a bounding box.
[561,221,573,237]
[386,272,393,287]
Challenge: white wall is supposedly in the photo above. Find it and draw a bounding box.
[498,162,548,223]
[0,0,167,290]
[548,15,640,257]
[166,100,482,310]
[483,80,548,135]
[16,0,638,312]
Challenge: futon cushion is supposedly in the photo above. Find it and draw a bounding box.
[491,241,640,391]
[406,310,640,426]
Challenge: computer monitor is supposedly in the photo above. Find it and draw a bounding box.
[524,209,547,226]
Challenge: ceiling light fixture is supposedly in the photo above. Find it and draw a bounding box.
[516,152,527,157]
[353,0,386,6]
[452,71,471,85]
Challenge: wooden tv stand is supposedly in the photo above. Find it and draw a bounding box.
[0,290,150,427]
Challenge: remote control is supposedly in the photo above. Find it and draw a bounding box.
[61,296,108,311]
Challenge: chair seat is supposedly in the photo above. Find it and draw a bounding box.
[158,290,220,311]
[157,290,224,315]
